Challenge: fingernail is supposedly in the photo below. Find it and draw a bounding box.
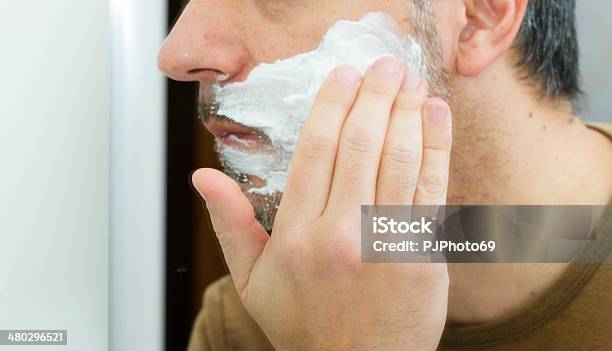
[372,56,402,76]
[401,72,422,90]
[426,101,449,124]
[334,65,362,86]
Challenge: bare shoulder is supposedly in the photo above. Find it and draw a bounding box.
[587,122,612,202]
[586,122,612,141]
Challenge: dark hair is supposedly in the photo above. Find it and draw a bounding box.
[514,0,582,103]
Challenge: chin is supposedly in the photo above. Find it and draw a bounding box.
[244,190,282,234]
[225,168,283,233]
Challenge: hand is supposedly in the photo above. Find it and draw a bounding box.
[193,56,452,350]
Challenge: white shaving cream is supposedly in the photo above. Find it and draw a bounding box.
[214,12,426,195]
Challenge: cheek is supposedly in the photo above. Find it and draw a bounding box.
[248,1,346,61]
[249,0,415,64]
[432,1,467,72]
[248,15,327,62]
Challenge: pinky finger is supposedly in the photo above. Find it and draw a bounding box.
[413,98,452,206]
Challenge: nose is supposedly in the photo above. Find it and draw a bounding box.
[157,1,249,84]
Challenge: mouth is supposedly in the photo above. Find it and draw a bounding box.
[205,117,267,150]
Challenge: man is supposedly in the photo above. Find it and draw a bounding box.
[158,0,612,349]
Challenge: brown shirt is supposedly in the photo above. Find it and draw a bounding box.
[188,123,612,351]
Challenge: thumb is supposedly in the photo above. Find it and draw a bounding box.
[191,168,269,297]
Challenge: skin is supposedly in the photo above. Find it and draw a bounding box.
[158,0,612,348]
[195,60,452,350]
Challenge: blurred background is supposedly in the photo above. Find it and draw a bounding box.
[0,1,610,350]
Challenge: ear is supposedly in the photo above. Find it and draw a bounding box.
[456,0,528,76]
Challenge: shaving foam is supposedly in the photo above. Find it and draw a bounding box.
[214,12,426,195]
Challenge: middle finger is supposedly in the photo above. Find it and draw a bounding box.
[326,56,405,212]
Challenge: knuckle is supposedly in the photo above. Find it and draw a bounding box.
[337,160,369,193]
[215,230,236,257]
[318,90,351,109]
[393,172,420,193]
[325,237,362,271]
[362,81,393,97]
[417,170,448,196]
[393,93,424,112]
[342,127,378,155]
[315,220,362,271]
[440,137,453,150]
[298,133,337,160]
[425,137,452,152]
[214,215,258,255]
[382,143,420,169]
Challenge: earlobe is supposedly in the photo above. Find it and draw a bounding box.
[456,0,528,76]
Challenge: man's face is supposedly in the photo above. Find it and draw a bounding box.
[158,0,450,230]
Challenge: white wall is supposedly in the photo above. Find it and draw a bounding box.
[0,1,110,350]
[577,0,612,122]
[0,0,167,349]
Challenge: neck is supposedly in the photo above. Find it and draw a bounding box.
[445,56,612,325]
[448,57,612,206]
